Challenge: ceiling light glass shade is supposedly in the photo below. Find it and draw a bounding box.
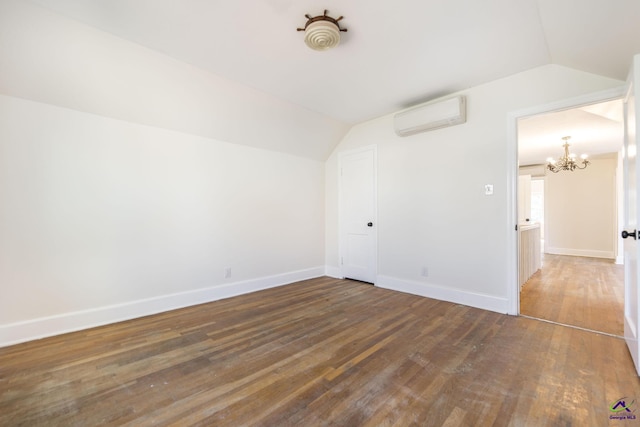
[304,20,341,51]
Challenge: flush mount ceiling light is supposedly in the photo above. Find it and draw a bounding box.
[546,136,590,173]
[297,10,347,51]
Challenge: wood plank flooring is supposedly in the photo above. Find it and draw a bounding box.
[520,254,624,336]
[1,277,639,426]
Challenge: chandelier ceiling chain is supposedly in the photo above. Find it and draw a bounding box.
[297,10,347,51]
[546,136,590,173]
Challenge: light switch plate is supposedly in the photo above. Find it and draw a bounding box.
[485,184,494,195]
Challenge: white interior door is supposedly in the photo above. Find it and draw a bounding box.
[623,54,640,375]
[518,174,532,224]
[339,146,377,283]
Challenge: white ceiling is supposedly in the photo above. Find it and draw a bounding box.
[21,0,639,164]
[28,0,640,126]
[518,99,624,166]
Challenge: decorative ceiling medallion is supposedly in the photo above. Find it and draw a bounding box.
[297,10,347,51]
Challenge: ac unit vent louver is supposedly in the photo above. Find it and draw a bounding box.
[394,96,466,137]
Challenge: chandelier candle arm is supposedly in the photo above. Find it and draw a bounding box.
[546,136,590,173]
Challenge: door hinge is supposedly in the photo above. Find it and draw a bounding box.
[515,224,518,231]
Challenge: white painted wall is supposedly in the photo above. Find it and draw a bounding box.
[545,156,617,258]
[0,95,325,345]
[326,65,623,313]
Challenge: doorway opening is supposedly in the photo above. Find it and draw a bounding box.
[510,90,626,336]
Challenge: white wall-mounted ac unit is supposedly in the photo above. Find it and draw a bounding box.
[393,95,466,137]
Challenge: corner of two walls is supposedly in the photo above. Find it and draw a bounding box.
[325,64,624,315]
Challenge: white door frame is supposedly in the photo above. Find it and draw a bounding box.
[506,86,625,315]
[338,145,378,283]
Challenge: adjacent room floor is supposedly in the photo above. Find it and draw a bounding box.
[1,276,638,426]
[520,254,624,336]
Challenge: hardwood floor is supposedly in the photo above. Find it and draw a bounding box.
[520,254,624,336]
[1,277,639,426]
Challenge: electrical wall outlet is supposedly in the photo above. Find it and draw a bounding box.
[224,267,231,279]
[421,267,429,277]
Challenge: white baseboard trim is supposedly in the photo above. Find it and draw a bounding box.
[0,267,324,348]
[324,265,342,279]
[545,247,615,259]
[376,275,509,314]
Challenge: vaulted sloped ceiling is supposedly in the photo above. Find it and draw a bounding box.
[27,0,640,125]
[3,1,640,162]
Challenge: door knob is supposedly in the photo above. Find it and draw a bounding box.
[622,230,637,240]
[367,222,373,227]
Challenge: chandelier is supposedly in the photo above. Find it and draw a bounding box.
[546,136,590,173]
[297,10,347,51]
